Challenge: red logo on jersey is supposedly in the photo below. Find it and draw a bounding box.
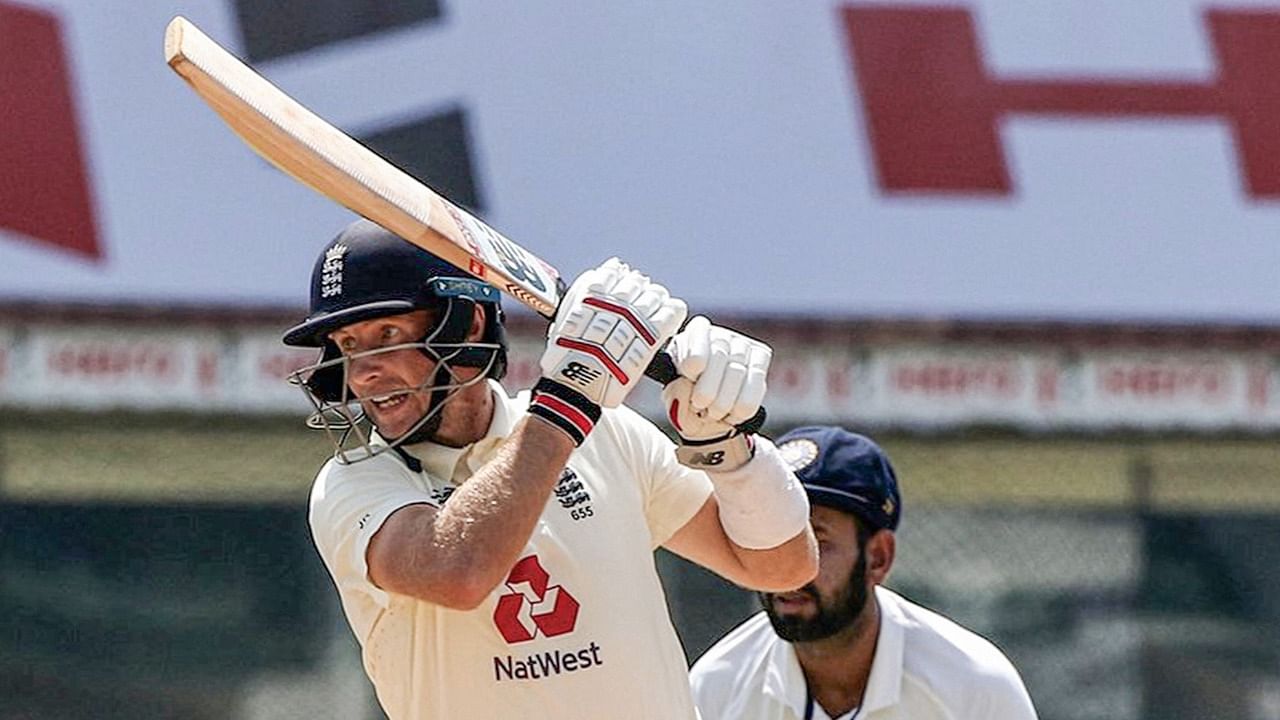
[492,554,580,644]
[840,5,1280,198]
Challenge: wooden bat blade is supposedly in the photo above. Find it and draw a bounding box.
[164,17,765,429]
[163,16,563,317]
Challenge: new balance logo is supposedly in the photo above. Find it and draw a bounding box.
[688,450,726,466]
[560,361,602,386]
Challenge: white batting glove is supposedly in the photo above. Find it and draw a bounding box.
[661,315,771,472]
[531,258,687,445]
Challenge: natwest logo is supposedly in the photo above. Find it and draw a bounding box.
[492,554,580,644]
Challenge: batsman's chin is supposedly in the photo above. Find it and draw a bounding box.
[363,395,427,439]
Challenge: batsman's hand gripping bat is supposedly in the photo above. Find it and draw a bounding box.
[163,16,764,433]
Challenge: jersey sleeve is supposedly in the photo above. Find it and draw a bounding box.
[952,632,1039,717]
[308,454,435,610]
[688,655,733,720]
[973,665,1039,720]
[687,614,771,720]
[601,404,713,548]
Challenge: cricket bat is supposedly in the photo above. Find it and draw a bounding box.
[163,16,566,318]
[165,16,768,429]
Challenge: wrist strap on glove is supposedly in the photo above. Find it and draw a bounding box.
[529,378,602,446]
[674,431,756,472]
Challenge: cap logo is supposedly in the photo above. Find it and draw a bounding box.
[778,438,820,472]
[320,243,348,298]
[882,497,895,517]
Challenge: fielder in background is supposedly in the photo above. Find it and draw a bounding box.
[690,426,1037,720]
[282,218,818,720]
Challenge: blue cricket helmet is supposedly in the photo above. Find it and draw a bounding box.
[283,219,502,346]
[283,219,508,397]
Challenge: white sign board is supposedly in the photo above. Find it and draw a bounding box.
[2,0,1278,322]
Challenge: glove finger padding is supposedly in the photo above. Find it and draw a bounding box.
[663,376,732,440]
[663,316,772,471]
[704,333,752,418]
[607,267,650,304]
[669,316,772,424]
[539,259,687,410]
[669,314,712,378]
[629,282,670,318]
[556,258,623,318]
[663,377,757,471]
[728,342,770,426]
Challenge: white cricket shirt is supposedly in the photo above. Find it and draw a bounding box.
[690,586,1037,720]
[309,380,714,720]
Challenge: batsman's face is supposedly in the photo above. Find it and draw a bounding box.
[760,505,871,642]
[330,311,439,439]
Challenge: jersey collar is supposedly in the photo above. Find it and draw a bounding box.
[401,379,521,482]
[761,631,809,716]
[862,586,906,714]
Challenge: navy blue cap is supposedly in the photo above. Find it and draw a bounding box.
[283,219,499,347]
[776,426,901,531]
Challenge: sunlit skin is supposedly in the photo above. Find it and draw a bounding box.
[759,504,896,718]
[328,308,493,447]
[339,305,820,614]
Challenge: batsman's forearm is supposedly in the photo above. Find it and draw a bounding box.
[399,418,573,608]
[728,530,820,592]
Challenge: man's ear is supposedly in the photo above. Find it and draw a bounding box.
[467,304,486,341]
[865,530,896,586]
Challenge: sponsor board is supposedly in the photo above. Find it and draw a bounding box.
[3,319,1278,430]
[2,0,1278,323]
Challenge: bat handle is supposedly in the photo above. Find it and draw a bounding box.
[644,351,769,436]
[642,349,680,385]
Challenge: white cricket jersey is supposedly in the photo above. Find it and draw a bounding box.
[690,586,1038,720]
[308,380,714,720]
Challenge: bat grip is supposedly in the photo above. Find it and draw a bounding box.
[644,351,769,436]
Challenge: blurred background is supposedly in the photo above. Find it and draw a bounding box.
[3,1,1279,718]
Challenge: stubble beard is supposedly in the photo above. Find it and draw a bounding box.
[760,546,870,643]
